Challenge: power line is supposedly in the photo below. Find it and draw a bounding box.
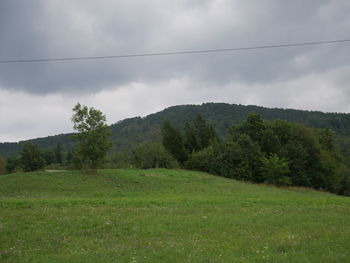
[1,38,350,63]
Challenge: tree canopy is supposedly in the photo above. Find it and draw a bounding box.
[20,143,45,172]
[71,103,112,169]
[162,113,349,195]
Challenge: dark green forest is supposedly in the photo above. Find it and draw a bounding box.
[169,113,350,195]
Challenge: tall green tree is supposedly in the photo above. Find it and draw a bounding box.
[282,141,310,186]
[318,128,335,152]
[184,122,200,153]
[71,103,112,169]
[236,134,264,182]
[270,119,292,146]
[162,120,188,164]
[20,143,45,172]
[237,113,266,143]
[193,114,219,150]
[260,128,281,154]
[5,156,20,173]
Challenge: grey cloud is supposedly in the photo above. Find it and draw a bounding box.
[0,0,349,94]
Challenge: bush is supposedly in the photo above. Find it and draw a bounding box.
[260,154,291,186]
[20,143,45,172]
[132,142,179,169]
[185,142,251,180]
[5,156,20,173]
[105,153,133,169]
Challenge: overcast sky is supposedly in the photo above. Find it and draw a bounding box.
[1,0,350,142]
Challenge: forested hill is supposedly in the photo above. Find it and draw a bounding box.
[2,102,350,157]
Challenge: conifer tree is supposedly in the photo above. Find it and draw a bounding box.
[184,122,200,153]
[162,120,188,164]
[193,114,219,150]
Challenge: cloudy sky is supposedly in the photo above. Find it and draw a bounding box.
[1,0,350,142]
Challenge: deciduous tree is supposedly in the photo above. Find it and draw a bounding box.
[5,156,20,173]
[71,103,112,169]
[261,154,291,186]
[20,143,45,172]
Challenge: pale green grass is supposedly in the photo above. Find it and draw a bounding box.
[0,169,349,262]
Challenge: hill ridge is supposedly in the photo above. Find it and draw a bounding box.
[2,102,350,157]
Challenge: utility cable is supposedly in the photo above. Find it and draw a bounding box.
[0,38,349,63]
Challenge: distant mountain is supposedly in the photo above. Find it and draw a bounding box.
[2,102,350,157]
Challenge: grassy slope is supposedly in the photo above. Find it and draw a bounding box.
[0,169,349,263]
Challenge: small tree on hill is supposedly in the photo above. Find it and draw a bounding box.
[71,103,112,169]
[6,156,20,173]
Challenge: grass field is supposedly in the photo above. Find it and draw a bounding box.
[0,169,349,262]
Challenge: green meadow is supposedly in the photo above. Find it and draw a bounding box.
[0,169,349,262]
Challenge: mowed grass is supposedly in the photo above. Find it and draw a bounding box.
[0,169,349,263]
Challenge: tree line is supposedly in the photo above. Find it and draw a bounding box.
[0,103,112,173]
[1,142,64,173]
[161,113,350,195]
[1,104,349,196]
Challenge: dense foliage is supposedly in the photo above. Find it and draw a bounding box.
[162,120,188,164]
[132,142,178,169]
[162,114,219,164]
[163,113,348,195]
[20,143,45,172]
[71,103,112,169]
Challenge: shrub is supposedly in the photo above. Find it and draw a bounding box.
[132,142,179,169]
[261,154,291,186]
[20,143,45,172]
